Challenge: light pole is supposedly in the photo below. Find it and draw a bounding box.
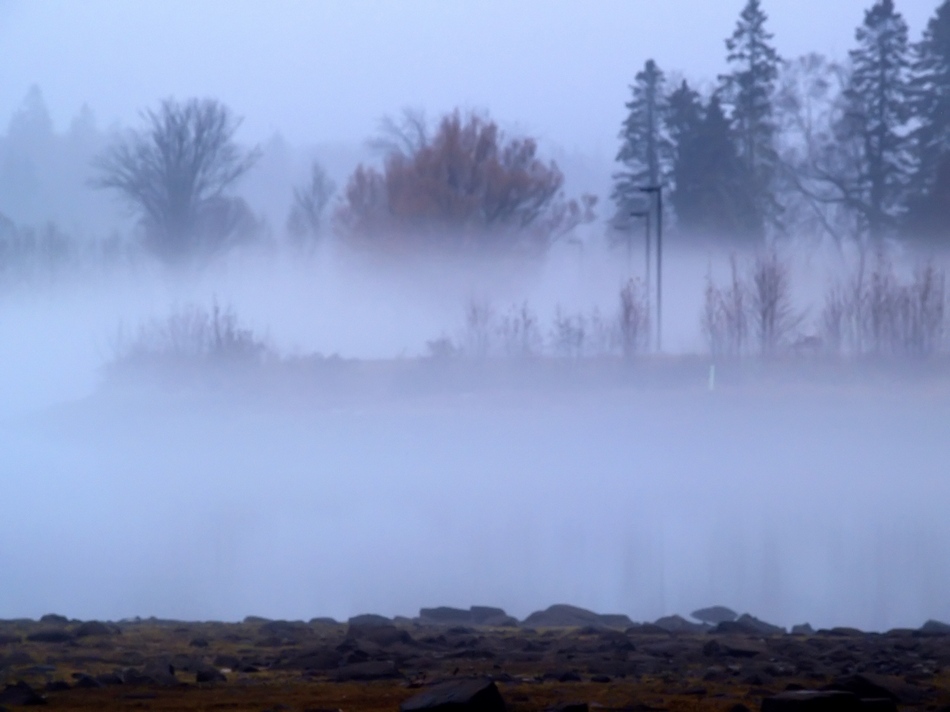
[629,209,651,348]
[638,185,663,352]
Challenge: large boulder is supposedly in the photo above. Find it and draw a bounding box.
[420,607,472,624]
[761,690,861,711]
[653,615,705,634]
[400,678,506,712]
[347,613,393,627]
[690,606,738,624]
[522,604,631,629]
[0,681,46,706]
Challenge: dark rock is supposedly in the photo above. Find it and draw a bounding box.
[548,704,588,712]
[309,617,339,626]
[25,630,74,644]
[625,623,671,636]
[188,638,209,648]
[399,678,506,712]
[212,655,240,669]
[277,647,341,671]
[420,608,472,625]
[347,623,413,646]
[791,624,815,636]
[691,605,738,624]
[522,604,631,629]
[728,705,751,712]
[347,613,393,627]
[469,607,507,624]
[74,620,115,637]
[653,614,704,634]
[242,615,270,624]
[713,615,783,636]
[918,619,950,635]
[557,671,582,683]
[761,690,860,711]
[139,661,178,686]
[72,674,103,689]
[590,675,611,683]
[95,673,124,686]
[702,640,722,657]
[333,660,400,681]
[824,675,898,702]
[0,681,46,706]
[43,682,70,692]
[0,635,22,645]
[38,614,69,626]
[195,667,227,683]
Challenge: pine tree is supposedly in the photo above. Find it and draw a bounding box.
[668,84,756,241]
[907,0,950,241]
[719,0,782,239]
[842,0,912,242]
[612,59,670,215]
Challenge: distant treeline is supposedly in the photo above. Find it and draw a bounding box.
[0,0,948,271]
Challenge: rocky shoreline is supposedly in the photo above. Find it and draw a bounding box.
[2,604,950,710]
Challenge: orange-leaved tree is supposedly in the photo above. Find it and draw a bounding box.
[335,110,595,255]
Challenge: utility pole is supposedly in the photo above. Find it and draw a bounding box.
[638,185,663,351]
[629,208,651,350]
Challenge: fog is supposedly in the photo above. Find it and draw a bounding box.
[0,241,948,633]
[0,0,948,634]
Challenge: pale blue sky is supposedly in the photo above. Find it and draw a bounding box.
[0,1,938,154]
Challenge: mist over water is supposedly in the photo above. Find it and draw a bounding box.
[1,243,948,633]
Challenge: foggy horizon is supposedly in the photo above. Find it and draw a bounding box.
[1,0,950,638]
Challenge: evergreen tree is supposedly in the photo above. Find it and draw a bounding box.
[841,0,912,242]
[719,0,782,238]
[612,59,670,215]
[668,84,756,240]
[907,0,950,241]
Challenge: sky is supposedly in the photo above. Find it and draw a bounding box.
[0,0,940,155]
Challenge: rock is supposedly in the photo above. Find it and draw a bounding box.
[548,704,588,712]
[74,621,115,638]
[761,690,861,711]
[347,613,393,627]
[0,635,21,645]
[95,673,124,686]
[918,619,950,635]
[25,629,74,644]
[791,624,815,635]
[0,681,46,706]
[188,638,209,648]
[713,614,784,636]
[333,660,400,681]
[399,678,506,712]
[38,614,69,626]
[420,607,472,625]
[71,674,103,689]
[653,614,705,634]
[522,604,597,628]
[195,667,227,683]
[469,607,506,623]
[625,623,671,636]
[346,623,413,646]
[691,605,738,624]
[138,661,178,686]
[824,675,898,702]
[309,617,340,626]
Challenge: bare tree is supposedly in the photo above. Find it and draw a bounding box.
[749,248,802,355]
[287,160,336,244]
[92,98,261,262]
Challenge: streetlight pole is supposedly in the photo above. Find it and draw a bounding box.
[638,185,663,352]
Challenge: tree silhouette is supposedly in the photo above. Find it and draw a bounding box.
[719,0,782,239]
[93,97,260,262]
[612,59,671,216]
[335,110,593,255]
